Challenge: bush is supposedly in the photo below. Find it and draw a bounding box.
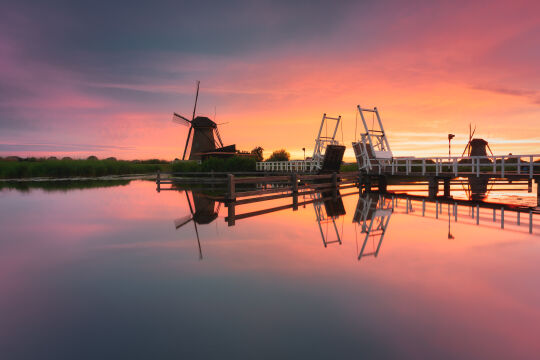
[171,161,201,173]
[267,149,290,162]
[170,156,256,173]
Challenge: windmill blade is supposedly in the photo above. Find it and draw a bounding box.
[486,143,494,157]
[192,80,200,121]
[461,123,474,157]
[182,126,193,161]
[470,125,476,139]
[172,113,191,126]
[174,215,193,229]
[216,122,229,125]
[185,190,195,215]
[214,127,224,148]
[193,220,202,260]
[461,142,470,157]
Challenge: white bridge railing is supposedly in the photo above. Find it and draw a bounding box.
[369,154,540,178]
[256,160,321,173]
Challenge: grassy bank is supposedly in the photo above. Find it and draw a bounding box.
[0,158,170,179]
[0,156,257,179]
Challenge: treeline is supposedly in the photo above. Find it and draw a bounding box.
[0,157,169,179]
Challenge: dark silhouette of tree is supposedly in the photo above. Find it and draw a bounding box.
[267,149,290,161]
[250,146,264,162]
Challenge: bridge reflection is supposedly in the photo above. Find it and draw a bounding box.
[171,181,538,261]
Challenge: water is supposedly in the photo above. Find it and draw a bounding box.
[1,180,539,359]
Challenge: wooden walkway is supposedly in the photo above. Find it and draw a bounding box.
[156,171,361,202]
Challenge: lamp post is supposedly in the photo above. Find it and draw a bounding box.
[302,147,306,161]
[448,134,455,160]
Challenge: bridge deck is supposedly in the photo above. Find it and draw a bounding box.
[365,154,540,179]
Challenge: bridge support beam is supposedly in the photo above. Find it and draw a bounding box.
[443,178,451,197]
[428,177,439,198]
[379,176,387,193]
[536,178,540,207]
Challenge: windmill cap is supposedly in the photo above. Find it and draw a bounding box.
[192,116,217,128]
[470,138,488,145]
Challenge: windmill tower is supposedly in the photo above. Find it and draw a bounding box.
[172,81,235,160]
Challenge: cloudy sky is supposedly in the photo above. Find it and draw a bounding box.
[1,0,539,160]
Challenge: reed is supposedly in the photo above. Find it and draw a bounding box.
[0,158,170,179]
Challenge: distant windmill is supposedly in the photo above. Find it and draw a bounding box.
[461,123,494,157]
[174,191,221,260]
[172,81,235,160]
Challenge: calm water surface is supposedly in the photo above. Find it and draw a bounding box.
[1,180,539,359]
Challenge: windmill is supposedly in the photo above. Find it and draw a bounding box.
[461,123,494,158]
[174,190,221,260]
[172,81,236,160]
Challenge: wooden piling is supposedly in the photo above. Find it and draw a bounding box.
[428,177,438,198]
[227,202,236,226]
[227,174,236,201]
[443,178,450,197]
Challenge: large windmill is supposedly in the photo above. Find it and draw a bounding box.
[172,81,236,160]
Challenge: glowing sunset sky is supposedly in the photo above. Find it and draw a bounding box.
[0,0,539,160]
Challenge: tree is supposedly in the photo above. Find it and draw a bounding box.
[250,146,264,162]
[267,149,290,162]
[87,155,98,161]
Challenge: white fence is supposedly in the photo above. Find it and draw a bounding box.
[256,160,321,173]
[372,154,540,178]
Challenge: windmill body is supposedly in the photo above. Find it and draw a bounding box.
[189,116,219,160]
[172,81,236,161]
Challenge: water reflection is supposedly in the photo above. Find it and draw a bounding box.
[0,179,131,192]
[172,187,538,262]
[2,180,540,359]
[174,191,222,259]
[312,190,346,247]
[353,193,393,260]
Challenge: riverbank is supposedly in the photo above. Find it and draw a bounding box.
[0,158,170,179]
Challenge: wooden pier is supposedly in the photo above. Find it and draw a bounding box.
[156,171,361,201]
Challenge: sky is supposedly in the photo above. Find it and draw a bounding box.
[0,0,539,160]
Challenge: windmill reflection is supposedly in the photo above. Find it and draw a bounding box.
[353,192,393,261]
[174,190,221,260]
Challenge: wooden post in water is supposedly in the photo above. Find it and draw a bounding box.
[379,176,387,193]
[227,174,236,202]
[227,202,236,227]
[536,179,540,207]
[501,207,504,229]
[156,170,161,193]
[428,177,438,198]
[332,172,338,201]
[292,173,298,211]
[443,178,450,197]
[530,210,533,234]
